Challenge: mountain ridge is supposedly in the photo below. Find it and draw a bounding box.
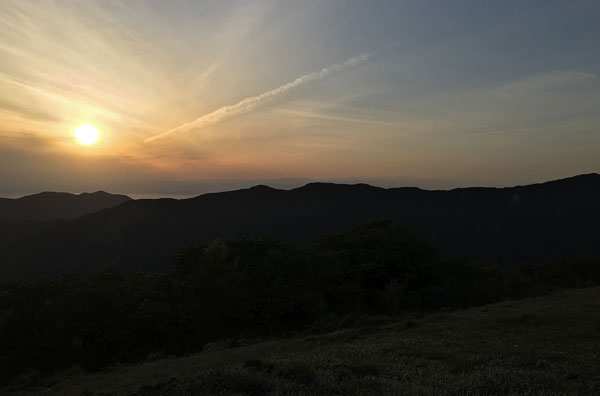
[0,173,598,281]
[0,191,132,222]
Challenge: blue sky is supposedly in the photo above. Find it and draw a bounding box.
[0,0,599,195]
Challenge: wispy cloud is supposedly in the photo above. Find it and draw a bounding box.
[276,108,404,128]
[145,53,371,143]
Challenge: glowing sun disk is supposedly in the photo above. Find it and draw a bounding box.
[74,125,99,145]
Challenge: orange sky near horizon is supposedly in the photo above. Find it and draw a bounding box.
[1,1,599,195]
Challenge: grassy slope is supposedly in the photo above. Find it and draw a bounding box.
[4,287,600,396]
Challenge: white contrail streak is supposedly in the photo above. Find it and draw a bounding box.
[145,53,371,143]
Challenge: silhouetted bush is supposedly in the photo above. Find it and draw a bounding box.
[1,220,599,383]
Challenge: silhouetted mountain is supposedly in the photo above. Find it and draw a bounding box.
[0,174,598,280]
[0,191,132,222]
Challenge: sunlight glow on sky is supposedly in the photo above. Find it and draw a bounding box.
[0,0,599,195]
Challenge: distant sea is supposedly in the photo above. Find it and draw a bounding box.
[122,193,198,200]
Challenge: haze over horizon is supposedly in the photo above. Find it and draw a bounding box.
[1,1,599,196]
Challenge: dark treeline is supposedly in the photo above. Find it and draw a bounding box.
[1,220,599,383]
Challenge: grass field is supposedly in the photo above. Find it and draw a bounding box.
[3,287,600,395]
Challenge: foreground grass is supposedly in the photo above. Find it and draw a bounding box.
[3,287,600,396]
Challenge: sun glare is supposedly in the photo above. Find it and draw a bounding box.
[74,125,99,145]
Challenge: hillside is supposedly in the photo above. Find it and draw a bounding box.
[1,174,599,280]
[0,191,132,222]
[3,286,599,395]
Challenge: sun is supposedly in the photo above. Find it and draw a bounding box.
[74,125,99,145]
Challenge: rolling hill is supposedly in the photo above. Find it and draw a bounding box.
[3,286,599,395]
[0,174,598,280]
[0,191,131,222]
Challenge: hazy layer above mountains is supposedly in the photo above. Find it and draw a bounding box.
[0,173,598,280]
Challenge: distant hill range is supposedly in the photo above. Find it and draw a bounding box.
[0,191,132,222]
[0,174,598,281]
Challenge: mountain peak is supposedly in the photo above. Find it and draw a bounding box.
[527,173,600,191]
[293,182,383,193]
[248,184,277,192]
[0,191,132,222]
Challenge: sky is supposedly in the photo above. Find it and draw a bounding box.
[1,0,599,196]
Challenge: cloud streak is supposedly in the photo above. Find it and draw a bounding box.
[145,53,371,143]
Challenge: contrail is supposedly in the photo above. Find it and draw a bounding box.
[145,53,371,143]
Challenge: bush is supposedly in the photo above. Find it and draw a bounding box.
[1,221,599,382]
